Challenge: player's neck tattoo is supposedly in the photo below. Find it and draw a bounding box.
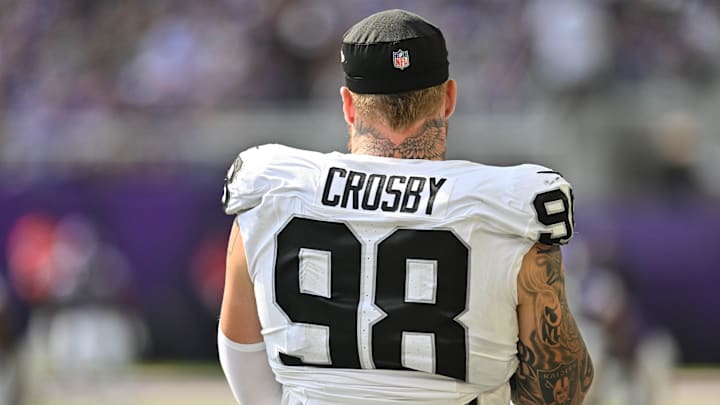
[350,117,447,160]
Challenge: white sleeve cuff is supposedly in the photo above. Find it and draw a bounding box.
[218,330,266,352]
[218,328,283,404]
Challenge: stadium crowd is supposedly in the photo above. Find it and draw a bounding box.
[1,0,719,109]
[2,0,720,193]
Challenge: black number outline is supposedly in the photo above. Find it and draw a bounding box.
[368,226,471,381]
[221,154,244,210]
[272,217,472,381]
[272,216,363,368]
[532,188,575,245]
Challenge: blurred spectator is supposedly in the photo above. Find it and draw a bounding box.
[682,1,720,66]
[7,212,147,402]
[189,232,227,314]
[117,11,249,107]
[580,262,678,405]
[649,111,702,195]
[565,238,679,405]
[6,214,57,304]
[527,0,610,92]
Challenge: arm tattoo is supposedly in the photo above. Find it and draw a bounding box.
[351,118,447,160]
[513,246,594,404]
[579,349,594,394]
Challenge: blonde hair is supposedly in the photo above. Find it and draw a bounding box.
[351,82,447,130]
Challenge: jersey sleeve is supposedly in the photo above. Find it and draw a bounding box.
[221,145,275,215]
[508,164,575,245]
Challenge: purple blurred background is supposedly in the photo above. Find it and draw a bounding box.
[2,180,718,363]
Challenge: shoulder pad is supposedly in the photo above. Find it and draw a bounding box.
[221,145,278,215]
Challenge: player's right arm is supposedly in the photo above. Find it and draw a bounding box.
[512,242,594,404]
[219,145,284,404]
[218,219,283,405]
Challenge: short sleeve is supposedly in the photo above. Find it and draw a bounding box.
[509,164,575,245]
[221,145,274,215]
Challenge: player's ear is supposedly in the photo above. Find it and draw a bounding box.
[444,79,457,119]
[341,86,355,126]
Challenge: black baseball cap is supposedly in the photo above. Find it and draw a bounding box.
[341,9,449,94]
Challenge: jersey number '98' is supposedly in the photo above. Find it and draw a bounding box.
[274,217,469,381]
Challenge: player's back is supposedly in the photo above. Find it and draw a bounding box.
[223,144,574,404]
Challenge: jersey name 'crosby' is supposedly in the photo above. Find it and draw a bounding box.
[320,166,447,215]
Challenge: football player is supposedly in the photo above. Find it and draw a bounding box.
[218,9,593,405]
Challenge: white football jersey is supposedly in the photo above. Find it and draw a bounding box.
[223,144,574,405]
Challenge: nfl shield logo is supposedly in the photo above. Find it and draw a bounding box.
[393,49,410,70]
